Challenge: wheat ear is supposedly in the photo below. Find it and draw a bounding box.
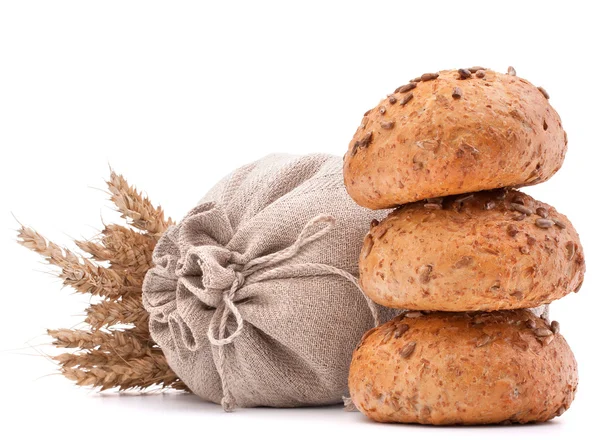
[17,227,133,299]
[106,170,173,237]
[17,170,187,393]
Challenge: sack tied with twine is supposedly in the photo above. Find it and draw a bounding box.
[142,153,398,410]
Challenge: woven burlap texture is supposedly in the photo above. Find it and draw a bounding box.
[142,153,397,410]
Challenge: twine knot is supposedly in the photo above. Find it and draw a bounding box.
[206,270,247,347]
[166,205,380,411]
[206,214,337,347]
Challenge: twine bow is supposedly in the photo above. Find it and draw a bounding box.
[204,214,380,411]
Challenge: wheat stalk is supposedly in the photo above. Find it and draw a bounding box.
[17,227,135,299]
[85,297,149,330]
[76,225,155,273]
[17,170,188,393]
[106,170,173,237]
[59,354,181,391]
[48,328,149,353]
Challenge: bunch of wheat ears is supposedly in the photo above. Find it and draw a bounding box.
[17,171,188,392]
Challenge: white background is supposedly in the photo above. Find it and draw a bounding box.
[0,1,598,445]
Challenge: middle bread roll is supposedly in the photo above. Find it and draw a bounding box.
[360,189,584,312]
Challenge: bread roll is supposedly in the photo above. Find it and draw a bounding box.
[360,189,584,311]
[348,310,577,425]
[344,68,567,209]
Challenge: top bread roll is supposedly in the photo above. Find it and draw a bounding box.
[344,67,567,209]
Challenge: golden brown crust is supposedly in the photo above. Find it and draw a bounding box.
[348,310,578,425]
[359,189,585,311]
[343,68,567,209]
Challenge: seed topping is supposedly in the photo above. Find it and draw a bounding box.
[565,241,575,260]
[380,120,395,130]
[511,291,524,300]
[420,72,439,82]
[510,203,533,215]
[535,218,554,229]
[400,92,414,105]
[534,328,553,337]
[538,86,550,99]
[404,311,422,318]
[507,66,517,76]
[454,256,474,268]
[541,335,555,346]
[382,329,395,344]
[458,68,472,79]
[394,324,410,338]
[475,70,486,78]
[476,335,491,348]
[395,83,417,94]
[356,131,372,149]
[452,87,462,99]
[400,341,417,358]
[525,320,536,329]
[418,265,433,284]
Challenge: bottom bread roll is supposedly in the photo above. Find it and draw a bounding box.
[348,310,577,425]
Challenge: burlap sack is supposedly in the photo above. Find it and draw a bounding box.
[142,153,397,410]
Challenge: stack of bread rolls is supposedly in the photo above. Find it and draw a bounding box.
[343,67,585,425]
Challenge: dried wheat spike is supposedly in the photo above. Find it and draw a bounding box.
[48,328,150,354]
[16,170,187,393]
[76,224,155,273]
[17,227,133,299]
[85,297,149,330]
[59,354,181,391]
[106,170,174,237]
